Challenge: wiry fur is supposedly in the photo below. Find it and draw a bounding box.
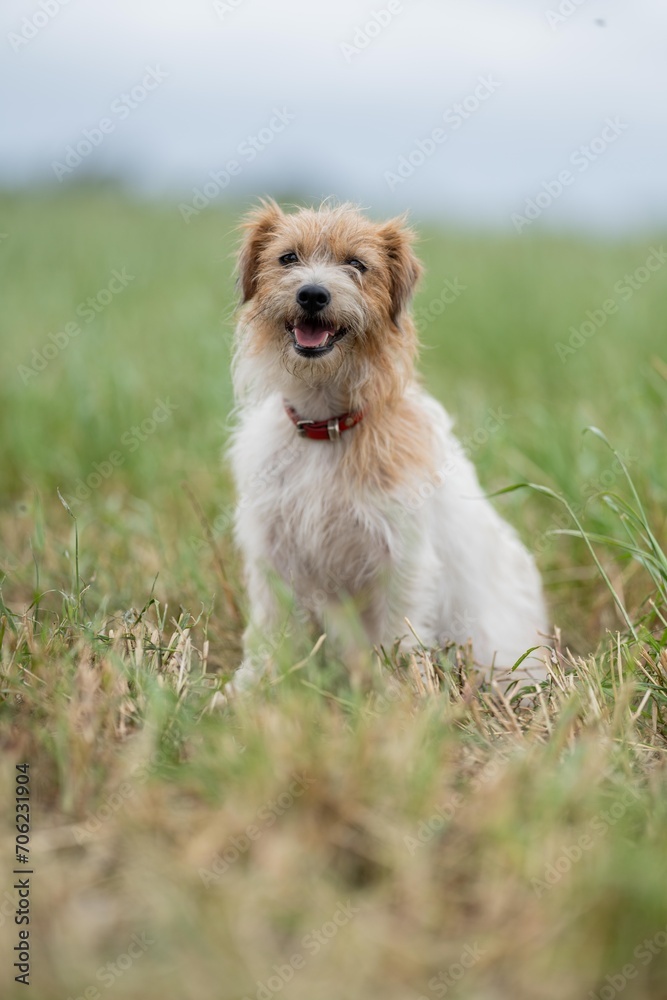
[229,201,548,690]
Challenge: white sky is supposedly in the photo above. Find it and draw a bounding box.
[1,0,665,231]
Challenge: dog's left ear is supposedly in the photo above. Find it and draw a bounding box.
[378,216,423,324]
[237,198,284,303]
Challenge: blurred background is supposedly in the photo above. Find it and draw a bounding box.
[2,0,667,231]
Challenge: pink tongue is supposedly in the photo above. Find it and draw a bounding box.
[294,322,333,348]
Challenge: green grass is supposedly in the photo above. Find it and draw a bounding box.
[0,188,666,999]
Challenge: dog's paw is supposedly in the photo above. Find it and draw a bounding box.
[223,660,264,700]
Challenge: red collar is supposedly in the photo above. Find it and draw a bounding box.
[284,402,364,441]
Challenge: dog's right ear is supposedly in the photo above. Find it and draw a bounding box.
[377,214,423,324]
[237,199,284,303]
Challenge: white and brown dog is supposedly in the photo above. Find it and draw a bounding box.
[228,200,548,690]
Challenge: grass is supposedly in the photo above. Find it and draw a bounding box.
[0,187,666,999]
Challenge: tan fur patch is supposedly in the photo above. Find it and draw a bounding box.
[235,200,434,491]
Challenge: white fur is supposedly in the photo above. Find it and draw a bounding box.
[229,379,548,691]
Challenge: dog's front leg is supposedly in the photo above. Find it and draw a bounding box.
[228,560,285,694]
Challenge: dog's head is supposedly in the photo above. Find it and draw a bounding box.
[234,200,422,398]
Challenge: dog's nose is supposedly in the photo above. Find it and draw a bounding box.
[296,284,330,313]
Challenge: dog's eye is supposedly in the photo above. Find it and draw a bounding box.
[347,258,367,273]
[279,252,299,266]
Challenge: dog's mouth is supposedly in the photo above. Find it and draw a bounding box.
[285,319,348,357]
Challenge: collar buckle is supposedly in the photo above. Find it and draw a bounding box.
[295,419,314,438]
[285,402,363,441]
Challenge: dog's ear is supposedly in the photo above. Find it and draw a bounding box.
[237,199,284,303]
[378,215,423,324]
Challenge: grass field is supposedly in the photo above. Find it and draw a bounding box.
[1,188,667,1000]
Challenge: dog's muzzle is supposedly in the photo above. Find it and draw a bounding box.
[285,318,348,357]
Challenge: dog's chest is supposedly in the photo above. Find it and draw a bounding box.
[233,408,394,594]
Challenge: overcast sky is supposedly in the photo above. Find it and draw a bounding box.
[1,0,665,232]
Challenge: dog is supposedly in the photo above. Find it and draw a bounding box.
[228,200,548,691]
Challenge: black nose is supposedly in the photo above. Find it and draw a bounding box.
[296,283,330,313]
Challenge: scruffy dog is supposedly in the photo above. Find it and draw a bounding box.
[229,200,547,690]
